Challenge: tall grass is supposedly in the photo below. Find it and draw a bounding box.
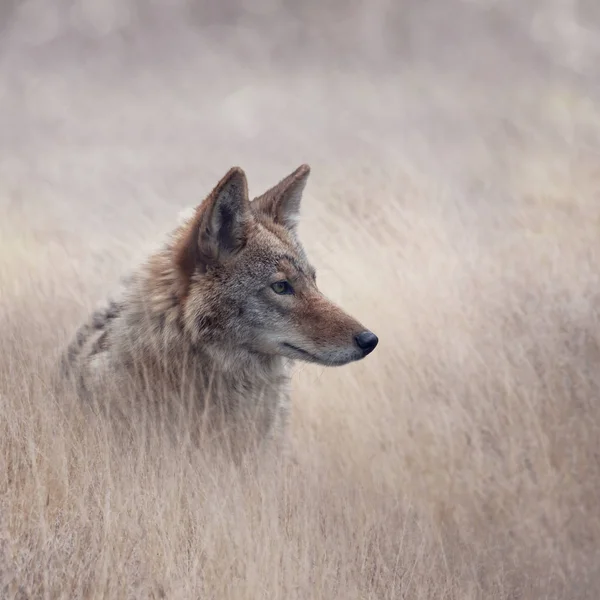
[2,1,600,597]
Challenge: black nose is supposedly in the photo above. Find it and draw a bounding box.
[355,330,379,355]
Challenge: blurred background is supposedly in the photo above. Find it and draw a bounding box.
[2,1,600,598]
[3,0,600,319]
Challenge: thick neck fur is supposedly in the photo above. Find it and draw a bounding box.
[110,241,289,396]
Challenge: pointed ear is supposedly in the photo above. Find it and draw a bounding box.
[252,164,310,231]
[175,167,251,279]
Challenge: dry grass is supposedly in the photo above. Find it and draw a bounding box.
[2,1,600,598]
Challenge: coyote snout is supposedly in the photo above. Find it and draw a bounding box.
[273,289,378,367]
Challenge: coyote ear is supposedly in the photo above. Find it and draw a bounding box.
[253,164,310,231]
[175,167,251,278]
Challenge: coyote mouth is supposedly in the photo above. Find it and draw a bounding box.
[281,343,357,367]
[282,343,316,360]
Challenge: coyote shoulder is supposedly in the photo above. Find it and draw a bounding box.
[62,165,378,441]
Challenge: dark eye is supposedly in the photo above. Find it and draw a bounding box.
[271,281,294,295]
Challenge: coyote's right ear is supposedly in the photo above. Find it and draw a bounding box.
[253,164,310,231]
[174,167,251,280]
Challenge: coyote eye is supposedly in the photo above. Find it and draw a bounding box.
[271,281,294,295]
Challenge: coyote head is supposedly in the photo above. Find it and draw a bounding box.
[172,165,378,367]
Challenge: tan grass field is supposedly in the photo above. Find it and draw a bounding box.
[2,1,600,597]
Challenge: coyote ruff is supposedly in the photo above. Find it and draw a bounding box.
[62,165,378,441]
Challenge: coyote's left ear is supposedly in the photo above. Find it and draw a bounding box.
[175,167,251,280]
[253,164,310,231]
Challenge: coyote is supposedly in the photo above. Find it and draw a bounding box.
[62,165,378,444]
